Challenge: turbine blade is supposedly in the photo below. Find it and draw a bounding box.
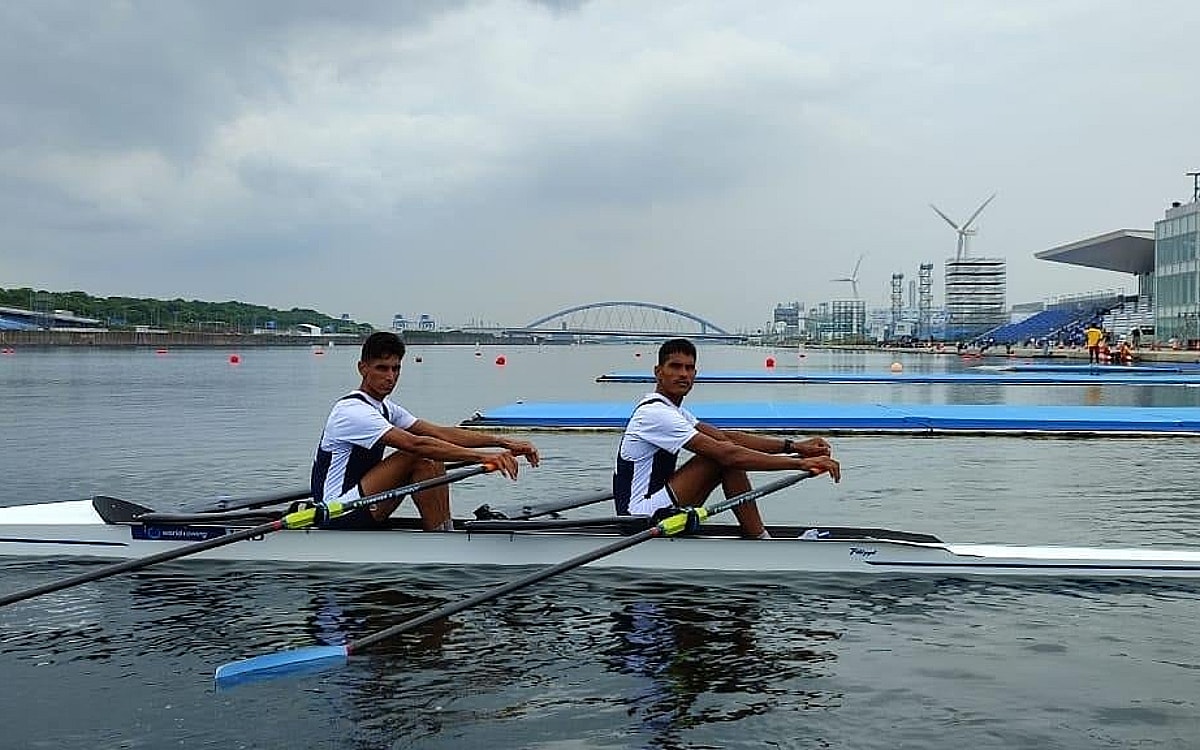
[852,254,864,279]
[929,204,960,230]
[962,192,997,230]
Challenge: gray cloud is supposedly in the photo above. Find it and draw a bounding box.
[2,0,1197,330]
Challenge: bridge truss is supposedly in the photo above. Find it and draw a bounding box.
[521,301,734,339]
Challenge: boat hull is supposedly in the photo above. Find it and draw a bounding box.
[2,500,1200,578]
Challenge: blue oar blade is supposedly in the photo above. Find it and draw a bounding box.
[214,644,349,687]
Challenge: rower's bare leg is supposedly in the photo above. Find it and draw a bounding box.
[359,453,451,530]
[668,456,767,538]
[410,460,450,531]
[720,469,766,538]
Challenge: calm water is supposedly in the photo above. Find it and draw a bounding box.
[1,344,1199,749]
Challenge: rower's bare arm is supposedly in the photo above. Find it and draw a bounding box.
[685,431,841,481]
[380,427,522,478]
[699,424,831,457]
[409,421,540,467]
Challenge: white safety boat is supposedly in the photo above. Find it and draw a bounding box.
[1,496,1199,578]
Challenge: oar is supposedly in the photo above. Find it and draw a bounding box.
[192,463,477,514]
[0,464,495,609]
[213,471,809,686]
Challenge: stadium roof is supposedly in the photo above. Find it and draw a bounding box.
[1035,229,1154,274]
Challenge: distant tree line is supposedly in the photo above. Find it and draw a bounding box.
[0,287,373,334]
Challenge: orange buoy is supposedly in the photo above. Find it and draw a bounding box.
[765,357,776,368]
[495,355,507,366]
[229,354,241,365]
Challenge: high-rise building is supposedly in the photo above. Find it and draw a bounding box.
[944,258,1007,340]
[772,301,802,336]
[1154,197,1200,342]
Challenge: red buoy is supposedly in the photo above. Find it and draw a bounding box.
[229,354,241,365]
[495,355,506,366]
[155,348,168,355]
[765,356,776,368]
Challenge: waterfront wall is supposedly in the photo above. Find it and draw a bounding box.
[0,329,552,348]
[0,330,362,348]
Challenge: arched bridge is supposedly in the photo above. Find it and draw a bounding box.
[460,301,743,342]
[526,301,731,335]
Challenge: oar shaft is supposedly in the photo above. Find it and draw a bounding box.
[195,463,476,513]
[0,464,491,609]
[351,471,807,653]
[211,471,809,684]
[351,528,657,652]
[0,522,278,607]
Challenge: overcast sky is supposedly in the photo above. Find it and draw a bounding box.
[2,0,1198,330]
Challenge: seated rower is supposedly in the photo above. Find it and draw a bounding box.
[311,332,539,530]
[612,338,840,539]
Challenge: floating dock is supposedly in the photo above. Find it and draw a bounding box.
[462,402,1200,435]
[595,368,1200,386]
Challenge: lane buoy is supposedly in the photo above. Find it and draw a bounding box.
[155,348,168,355]
[890,362,903,373]
[765,356,776,368]
[414,355,423,363]
[495,355,506,366]
[229,354,241,365]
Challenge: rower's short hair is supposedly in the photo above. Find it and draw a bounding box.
[658,338,696,365]
[361,331,406,361]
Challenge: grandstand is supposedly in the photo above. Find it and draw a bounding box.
[972,292,1138,347]
[0,305,104,331]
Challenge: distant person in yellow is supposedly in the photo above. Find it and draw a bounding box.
[1085,323,1104,364]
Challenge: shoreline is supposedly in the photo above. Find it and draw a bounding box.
[4,330,1200,364]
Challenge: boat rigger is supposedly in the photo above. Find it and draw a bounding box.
[461,402,1200,435]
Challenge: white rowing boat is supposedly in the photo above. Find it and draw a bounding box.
[2,496,1199,578]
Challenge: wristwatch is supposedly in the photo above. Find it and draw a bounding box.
[782,438,794,454]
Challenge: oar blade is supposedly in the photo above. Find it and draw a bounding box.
[214,644,349,687]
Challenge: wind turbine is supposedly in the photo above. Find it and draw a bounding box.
[832,254,864,299]
[930,192,997,261]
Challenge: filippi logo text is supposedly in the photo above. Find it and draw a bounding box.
[849,546,877,558]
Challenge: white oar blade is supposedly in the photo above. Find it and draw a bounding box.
[214,644,348,687]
